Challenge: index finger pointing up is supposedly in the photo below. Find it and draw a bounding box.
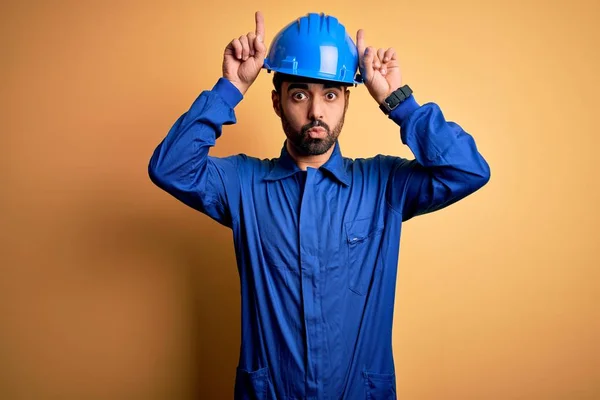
[356,29,366,55]
[255,11,265,39]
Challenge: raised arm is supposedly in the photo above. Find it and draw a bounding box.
[356,29,490,221]
[148,11,267,227]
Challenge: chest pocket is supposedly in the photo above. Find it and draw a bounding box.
[345,217,384,295]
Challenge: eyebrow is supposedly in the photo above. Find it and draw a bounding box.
[287,83,344,91]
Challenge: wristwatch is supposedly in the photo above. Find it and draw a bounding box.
[379,85,413,115]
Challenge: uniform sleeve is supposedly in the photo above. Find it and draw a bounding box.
[148,78,244,228]
[385,95,491,221]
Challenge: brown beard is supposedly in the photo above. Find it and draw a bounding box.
[280,106,346,156]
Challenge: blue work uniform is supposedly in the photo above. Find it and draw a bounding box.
[148,78,490,399]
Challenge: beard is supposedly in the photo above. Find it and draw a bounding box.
[281,107,346,156]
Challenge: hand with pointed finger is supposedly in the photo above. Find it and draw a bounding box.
[356,29,402,105]
[223,11,267,95]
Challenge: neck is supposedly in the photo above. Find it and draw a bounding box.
[286,140,335,171]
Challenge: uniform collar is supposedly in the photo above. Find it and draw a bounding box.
[264,140,350,187]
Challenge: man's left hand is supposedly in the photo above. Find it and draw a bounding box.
[356,29,403,105]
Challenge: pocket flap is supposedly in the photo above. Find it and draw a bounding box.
[235,366,271,399]
[345,217,383,244]
[363,371,396,399]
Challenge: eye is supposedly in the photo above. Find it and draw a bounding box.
[292,92,307,101]
[325,92,338,101]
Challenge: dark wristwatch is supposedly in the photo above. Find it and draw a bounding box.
[379,85,413,115]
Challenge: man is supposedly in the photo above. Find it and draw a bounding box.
[149,11,490,400]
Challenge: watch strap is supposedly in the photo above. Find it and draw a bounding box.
[379,85,413,114]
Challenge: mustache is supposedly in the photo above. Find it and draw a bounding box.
[301,120,331,136]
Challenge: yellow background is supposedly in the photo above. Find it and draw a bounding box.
[2,0,598,399]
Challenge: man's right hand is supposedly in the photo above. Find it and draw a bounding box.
[223,11,267,96]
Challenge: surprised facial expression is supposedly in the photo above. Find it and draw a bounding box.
[273,81,350,156]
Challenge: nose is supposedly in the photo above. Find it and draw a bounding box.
[308,97,324,121]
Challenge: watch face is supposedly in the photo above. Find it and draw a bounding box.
[379,102,392,114]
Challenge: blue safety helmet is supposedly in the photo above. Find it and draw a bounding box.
[263,13,363,85]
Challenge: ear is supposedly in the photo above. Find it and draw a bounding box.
[272,90,281,118]
[344,89,350,112]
